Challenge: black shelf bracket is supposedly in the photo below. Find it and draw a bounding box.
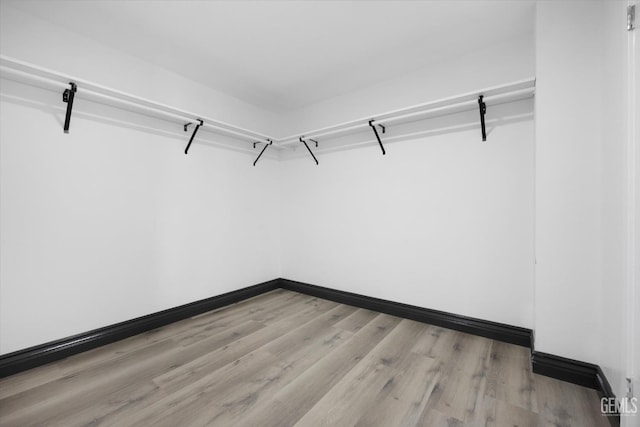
[368,120,386,155]
[309,139,318,148]
[184,119,203,154]
[62,82,77,134]
[300,137,318,165]
[253,140,272,166]
[478,95,487,142]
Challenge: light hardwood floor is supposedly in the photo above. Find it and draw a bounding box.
[0,289,610,426]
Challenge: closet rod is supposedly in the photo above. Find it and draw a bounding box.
[274,78,535,147]
[1,55,535,154]
[0,55,273,146]
[374,88,533,128]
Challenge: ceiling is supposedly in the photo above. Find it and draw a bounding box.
[9,1,535,113]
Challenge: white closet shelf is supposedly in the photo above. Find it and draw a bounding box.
[276,78,535,147]
[0,55,535,163]
[0,55,271,146]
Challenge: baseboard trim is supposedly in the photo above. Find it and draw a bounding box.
[281,278,621,425]
[531,351,620,427]
[0,274,620,427]
[531,351,599,389]
[0,279,279,378]
[597,366,621,427]
[278,278,533,348]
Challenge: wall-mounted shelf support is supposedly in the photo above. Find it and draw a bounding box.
[253,140,272,166]
[368,120,386,155]
[62,82,77,133]
[1,55,535,156]
[300,137,319,165]
[478,95,487,142]
[184,119,203,154]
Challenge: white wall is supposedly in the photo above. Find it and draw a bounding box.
[534,1,608,367]
[632,0,640,413]
[280,34,534,137]
[280,99,535,328]
[3,3,634,396]
[599,0,632,404]
[0,7,281,355]
[278,32,536,328]
[0,4,282,135]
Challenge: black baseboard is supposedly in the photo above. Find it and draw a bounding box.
[596,366,617,402]
[597,366,621,427]
[531,352,620,427]
[0,279,279,378]
[281,278,621,425]
[0,275,620,427]
[531,351,599,389]
[278,278,533,348]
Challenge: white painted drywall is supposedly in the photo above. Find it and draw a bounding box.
[280,99,535,328]
[599,0,633,404]
[279,34,534,137]
[278,33,536,328]
[534,1,604,364]
[633,2,640,417]
[0,4,281,135]
[0,79,281,354]
[0,6,281,354]
[2,1,635,391]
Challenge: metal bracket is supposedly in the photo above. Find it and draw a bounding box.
[629,4,635,31]
[299,137,319,165]
[253,140,272,166]
[368,120,386,155]
[309,139,318,148]
[184,122,192,132]
[62,82,77,133]
[184,119,203,154]
[478,95,487,142]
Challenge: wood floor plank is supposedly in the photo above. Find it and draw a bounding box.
[59,298,342,427]
[333,308,380,333]
[418,409,464,427]
[180,326,355,426]
[213,312,382,427]
[351,352,440,427]
[485,340,538,412]
[175,314,362,426]
[411,324,459,359]
[0,319,266,426]
[293,319,429,427]
[233,313,403,427]
[0,290,610,427]
[125,349,283,427]
[0,362,63,401]
[123,304,358,426]
[418,332,493,422]
[151,297,340,390]
[468,396,539,427]
[49,289,296,379]
[534,373,610,427]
